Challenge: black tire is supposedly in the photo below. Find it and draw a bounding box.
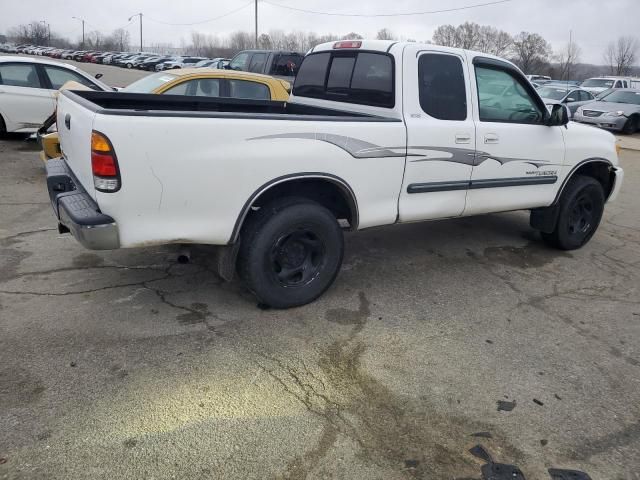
[237,197,344,309]
[541,175,605,250]
[622,116,638,135]
[0,114,6,135]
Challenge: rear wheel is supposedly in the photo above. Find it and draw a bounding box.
[622,116,638,135]
[237,197,344,308]
[0,114,6,135]
[541,175,605,250]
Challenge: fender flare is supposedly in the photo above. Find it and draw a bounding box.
[530,157,614,233]
[228,172,359,244]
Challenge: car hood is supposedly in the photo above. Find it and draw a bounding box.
[540,97,566,104]
[580,101,640,114]
[582,86,609,94]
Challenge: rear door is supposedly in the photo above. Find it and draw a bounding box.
[398,46,476,221]
[465,57,564,215]
[0,62,55,130]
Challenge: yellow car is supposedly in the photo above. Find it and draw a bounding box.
[39,70,290,160]
[122,68,290,100]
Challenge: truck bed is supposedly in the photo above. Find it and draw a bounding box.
[64,90,396,122]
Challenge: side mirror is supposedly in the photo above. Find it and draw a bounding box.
[95,73,103,79]
[546,103,569,127]
[565,97,575,103]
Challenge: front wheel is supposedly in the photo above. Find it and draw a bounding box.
[541,175,605,250]
[622,116,638,135]
[237,198,344,308]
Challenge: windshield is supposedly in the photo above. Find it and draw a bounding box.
[582,79,615,88]
[601,90,640,105]
[537,86,568,100]
[121,72,178,93]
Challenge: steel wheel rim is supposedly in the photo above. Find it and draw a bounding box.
[270,228,325,288]
[568,193,594,236]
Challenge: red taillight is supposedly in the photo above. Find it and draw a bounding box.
[91,131,120,192]
[91,151,117,176]
[333,41,362,49]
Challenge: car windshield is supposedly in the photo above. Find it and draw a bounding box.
[601,90,640,105]
[582,79,615,88]
[537,86,568,100]
[122,72,179,93]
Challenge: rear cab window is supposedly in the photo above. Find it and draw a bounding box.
[293,50,394,108]
[418,53,467,120]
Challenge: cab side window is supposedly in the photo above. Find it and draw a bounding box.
[248,53,266,73]
[418,53,467,121]
[229,53,250,71]
[475,66,543,124]
[0,63,42,88]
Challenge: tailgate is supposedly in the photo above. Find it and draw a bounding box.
[56,92,97,199]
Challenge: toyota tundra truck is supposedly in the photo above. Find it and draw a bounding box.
[46,40,624,308]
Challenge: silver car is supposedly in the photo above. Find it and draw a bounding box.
[574,89,640,134]
[537,85,595,117]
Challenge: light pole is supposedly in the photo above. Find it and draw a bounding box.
[255,0,258,48]
[128,13,143,52]
[72,16,85,49]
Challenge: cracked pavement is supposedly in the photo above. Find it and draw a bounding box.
[1,134,639,479]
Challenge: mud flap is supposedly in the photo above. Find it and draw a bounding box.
[530,204,560,234]
[214,242,241,282]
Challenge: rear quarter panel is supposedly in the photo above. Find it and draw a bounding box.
[91,113,406,247]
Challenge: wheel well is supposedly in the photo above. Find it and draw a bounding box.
[567,161,616,200]
[234,177,358,242]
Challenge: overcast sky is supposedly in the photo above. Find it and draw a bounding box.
[1,0,638,64]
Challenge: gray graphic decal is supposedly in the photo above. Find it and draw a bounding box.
[248,133,558,168]
[248,133,403,158]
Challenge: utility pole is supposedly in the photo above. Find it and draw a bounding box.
[129,13,143,52]
[72,16,85,49]
[255,0,258,48]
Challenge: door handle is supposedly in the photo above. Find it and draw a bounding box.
[484,134,499,144]
[455,134,471,144]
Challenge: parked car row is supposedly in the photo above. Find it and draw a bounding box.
[526,75,640,133]
[7,44,232,72]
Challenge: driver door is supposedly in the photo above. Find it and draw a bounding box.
[464,61,565,215]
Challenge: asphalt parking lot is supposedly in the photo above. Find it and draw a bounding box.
[1,60,640,479]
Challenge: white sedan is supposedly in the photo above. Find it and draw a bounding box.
[0,56,112,133]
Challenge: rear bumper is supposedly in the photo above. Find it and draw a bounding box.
[46,158,120,250]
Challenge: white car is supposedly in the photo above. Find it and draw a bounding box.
[0,56,112,133]
[48,40,623,308]
[580,77,635,95]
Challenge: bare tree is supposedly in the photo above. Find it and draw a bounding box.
[8,21,49,46]
[455,22,481,50]
[556,38,582,80]
[376,28,395,40]
[228,31,253,51]
[604,36,639,75]
[343,32,363,40]
[477,26,512,56]
[257,33,272,50]
[86,31,104,49]
[510,32,552,74]
[432,24,457,47]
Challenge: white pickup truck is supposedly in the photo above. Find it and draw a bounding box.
[46,40,624,308]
